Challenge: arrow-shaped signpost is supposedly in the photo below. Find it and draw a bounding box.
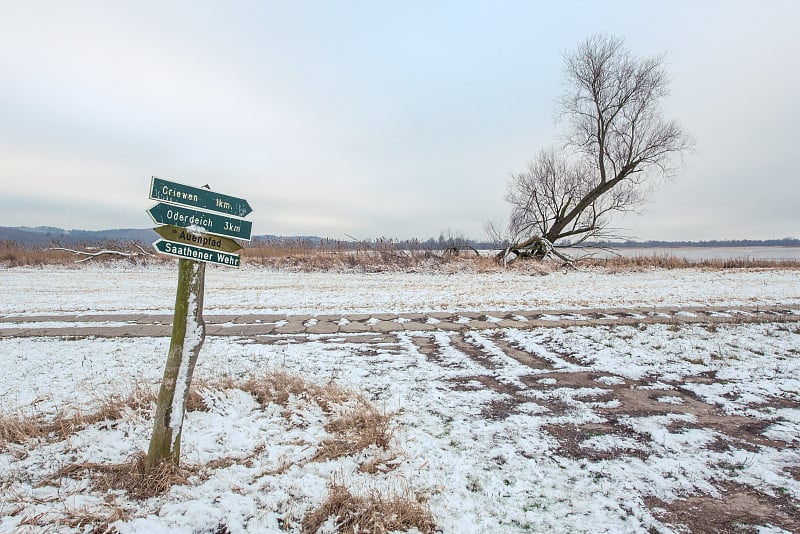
[153,239,241,267]
[145,178,252,474]
[150,176,252,218]
[153,225,242,254]
[147,203,253,241]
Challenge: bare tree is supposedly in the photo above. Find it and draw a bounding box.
[498,34,693,262]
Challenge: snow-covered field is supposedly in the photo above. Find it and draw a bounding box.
[1,265,799,533]
[1,264,798,316]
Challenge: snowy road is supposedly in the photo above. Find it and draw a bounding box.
[1,304,799,338]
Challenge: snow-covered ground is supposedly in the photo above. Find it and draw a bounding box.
[1,265,799,533]
[1,264,798,316]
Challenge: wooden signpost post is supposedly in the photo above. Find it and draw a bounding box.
[144,177,252,472]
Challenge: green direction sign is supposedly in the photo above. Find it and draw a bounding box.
[154,225,242,253]
[153,239,240,267]
[147,203,252,241]
[149,177,252,218]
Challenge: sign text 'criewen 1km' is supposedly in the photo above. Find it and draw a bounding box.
[149,176,252,218]
[153,239,241,267]
[147,203,252,241]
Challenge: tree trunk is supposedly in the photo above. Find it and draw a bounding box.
[543,174,624,244]
[145,259,206,471]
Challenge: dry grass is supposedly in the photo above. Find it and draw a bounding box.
[0,238,501,272]
[0,384,156,448]
[185,381,211,412]
[312,398,394,462]
[48,451,190,500]
[358,450,401,474]
[302,483,436,534]
[242,238,501,273]
[238,370,350,411]
[0,240,166,267]
[98,452,189,500]
[4,239,798,270]
[584,253,800,270]
[0,382,220,450]
[0,240,76,266]
[0,371,378,462]
[61,505,128,534]
[20,455,187,532]
[14,487,128,532]
[6,371,426,531]
[20,371,393,491]
[42,451,262,505]
[242,242,800,271]
[236,371,395,462]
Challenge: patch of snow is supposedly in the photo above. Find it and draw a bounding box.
[0,321,135,329]
[595,376,626,385]
[655,396,684,405]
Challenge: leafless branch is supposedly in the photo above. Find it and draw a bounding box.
[498,34,693,262]
[49,247,154,263]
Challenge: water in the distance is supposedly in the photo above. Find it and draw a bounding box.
[578,246,800,261]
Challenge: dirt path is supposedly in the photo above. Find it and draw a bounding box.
[1,304,798,338]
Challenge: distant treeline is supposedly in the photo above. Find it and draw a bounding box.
[2,226,798,250]
[0,226,158,246]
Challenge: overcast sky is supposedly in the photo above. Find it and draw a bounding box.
[1,1,798,241]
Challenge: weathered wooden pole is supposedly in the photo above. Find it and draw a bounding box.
[146,258,206,471]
